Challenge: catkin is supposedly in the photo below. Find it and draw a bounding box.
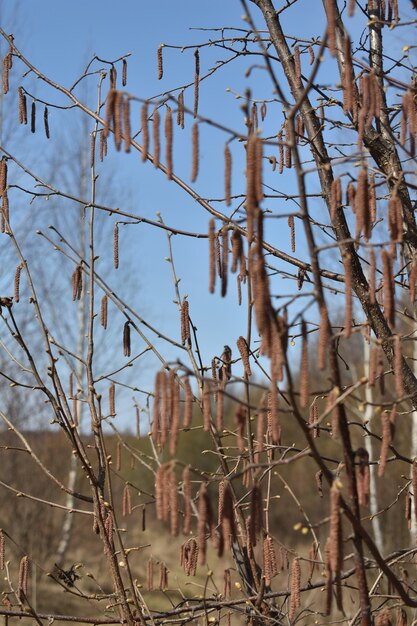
[14,263,22,303]
[318,304,329,371]
[123,321,131,357]
[194,48,200,118]
[221,228,228,298]
[141,102,148,161]
[191,122,199,182]
[177,90,185,128]
[101,294,108,329]
[72,265,83,301]
[289,557,301,619]
[412,462,417,522]
[18,556,29,602]
[288,215,296,252]
[294,45,301,85]
[114,91,123,151]
[237,336,251,377]
[122,484,132,516]
[209,218,216,293]
[100,132,107,161]
[157,45,163,80]
[356,447,370,507]
[18,87,27,125]
[31,101,36,133]
[146,558,154,591]
[110,66,117,89]
[103,89,116,140]
[378,410,392,477]
[300,319,309,408]
[113,223,119,269]
[122,59,127,86]
[324,0,336,55]
[153,107,160,168]
[165,105,173,179]
[224,143,232,206]
[123,96,131,152]
[169,374,180,455]
[197,483,212,565]
[249,482,263,547]
[44,106,50,139]
[109,382,116,416]
[169,468,179,536]
[3,52,11,94]
[181,298,191,345]
[278,129,284,174]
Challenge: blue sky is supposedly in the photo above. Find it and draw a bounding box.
[0,1,355,428]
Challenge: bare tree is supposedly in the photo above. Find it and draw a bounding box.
[1,3,417,626]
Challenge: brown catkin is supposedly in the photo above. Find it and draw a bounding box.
[369,249,376,304]
[376,609,392,626]
[356,447,370,507]
[159,562,168,591]
[72,265,83,301]
[18,87,27,125]
[169,469,179,536]
[294,45,301,85]
[378,410,392,477]
[183,376,193,428]
[330,177,342,222]
[110,66,117,89]
[191,122,199,182]
[31,101,36,134]
[103,89,116,140]
[153,107,160,168]
[123,96,131,152]
[109,382,116,416]
[289,557,301,619]
[181,298,190,346]
[278,129,284,174]
[309,399,319,438]
[285,119,292,168]
[122,484,132,516]
[409,260,417,304]
[324,539,333,615]
[44,106,50,139]
[3,52,10,94]
[0,530,4,570]
[197,483,213,565]
[300,319,309,408]
[100,132,107,161]
[182,466,192,534]
[169,375,180,455]
[208,218,216,293]
[101,294,108,329]
[288,215,296,252]
[237,336,251,377]
[348,0,356,16]
[141,102,148,162]
[165,105,173,179]
[14,263,22,303]
[114,91,123,151]
[231,229,243,274]
[157,45,163,80]
[202,382,211,432]
[123,321,131,357]
[221,228,228,298]
[122,59,127,86]
[177,90,185,128]
[18,555,29,602]
[224,143,232,206]
[324,0,336,56]
[113,223,119,269]
[249,482,263,547]
[193,48,200,118]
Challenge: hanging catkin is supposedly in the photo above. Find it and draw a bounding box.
[114,91,123,151]
[299,319,309,408]
[181,298,191,346]
[31,101,36,133]
[294,45,301,86]
[221,228,228,298]
[113,223,119,269]
[208,218,216,293]
[14,263,22,303]
[177,90,185,128]
[237,336,251,377]
[318,303,329,371]
[141,102,148,161]
[44,106,50,139]
[165,105,173,179]
[191,122,199,182]
[2,52,11,94]
[224,143,232,206]
[378,410,392,477]
[289,557,301,619]
[72,265,83,301]
[356,447,370,507]
[288,215,296,252]
[0,530,4,571]
[18,556,29,602]
[394,334,403,400]
[157,45,163,80]
[123,96,130,152]
[197,483,213,565]
[109,382,116,416]
[18,87,27,125]
[123,321,131,357]
[122,484,132,516]
[101,294,108,329]
[193,48,200,118]
[153,107,160,168]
